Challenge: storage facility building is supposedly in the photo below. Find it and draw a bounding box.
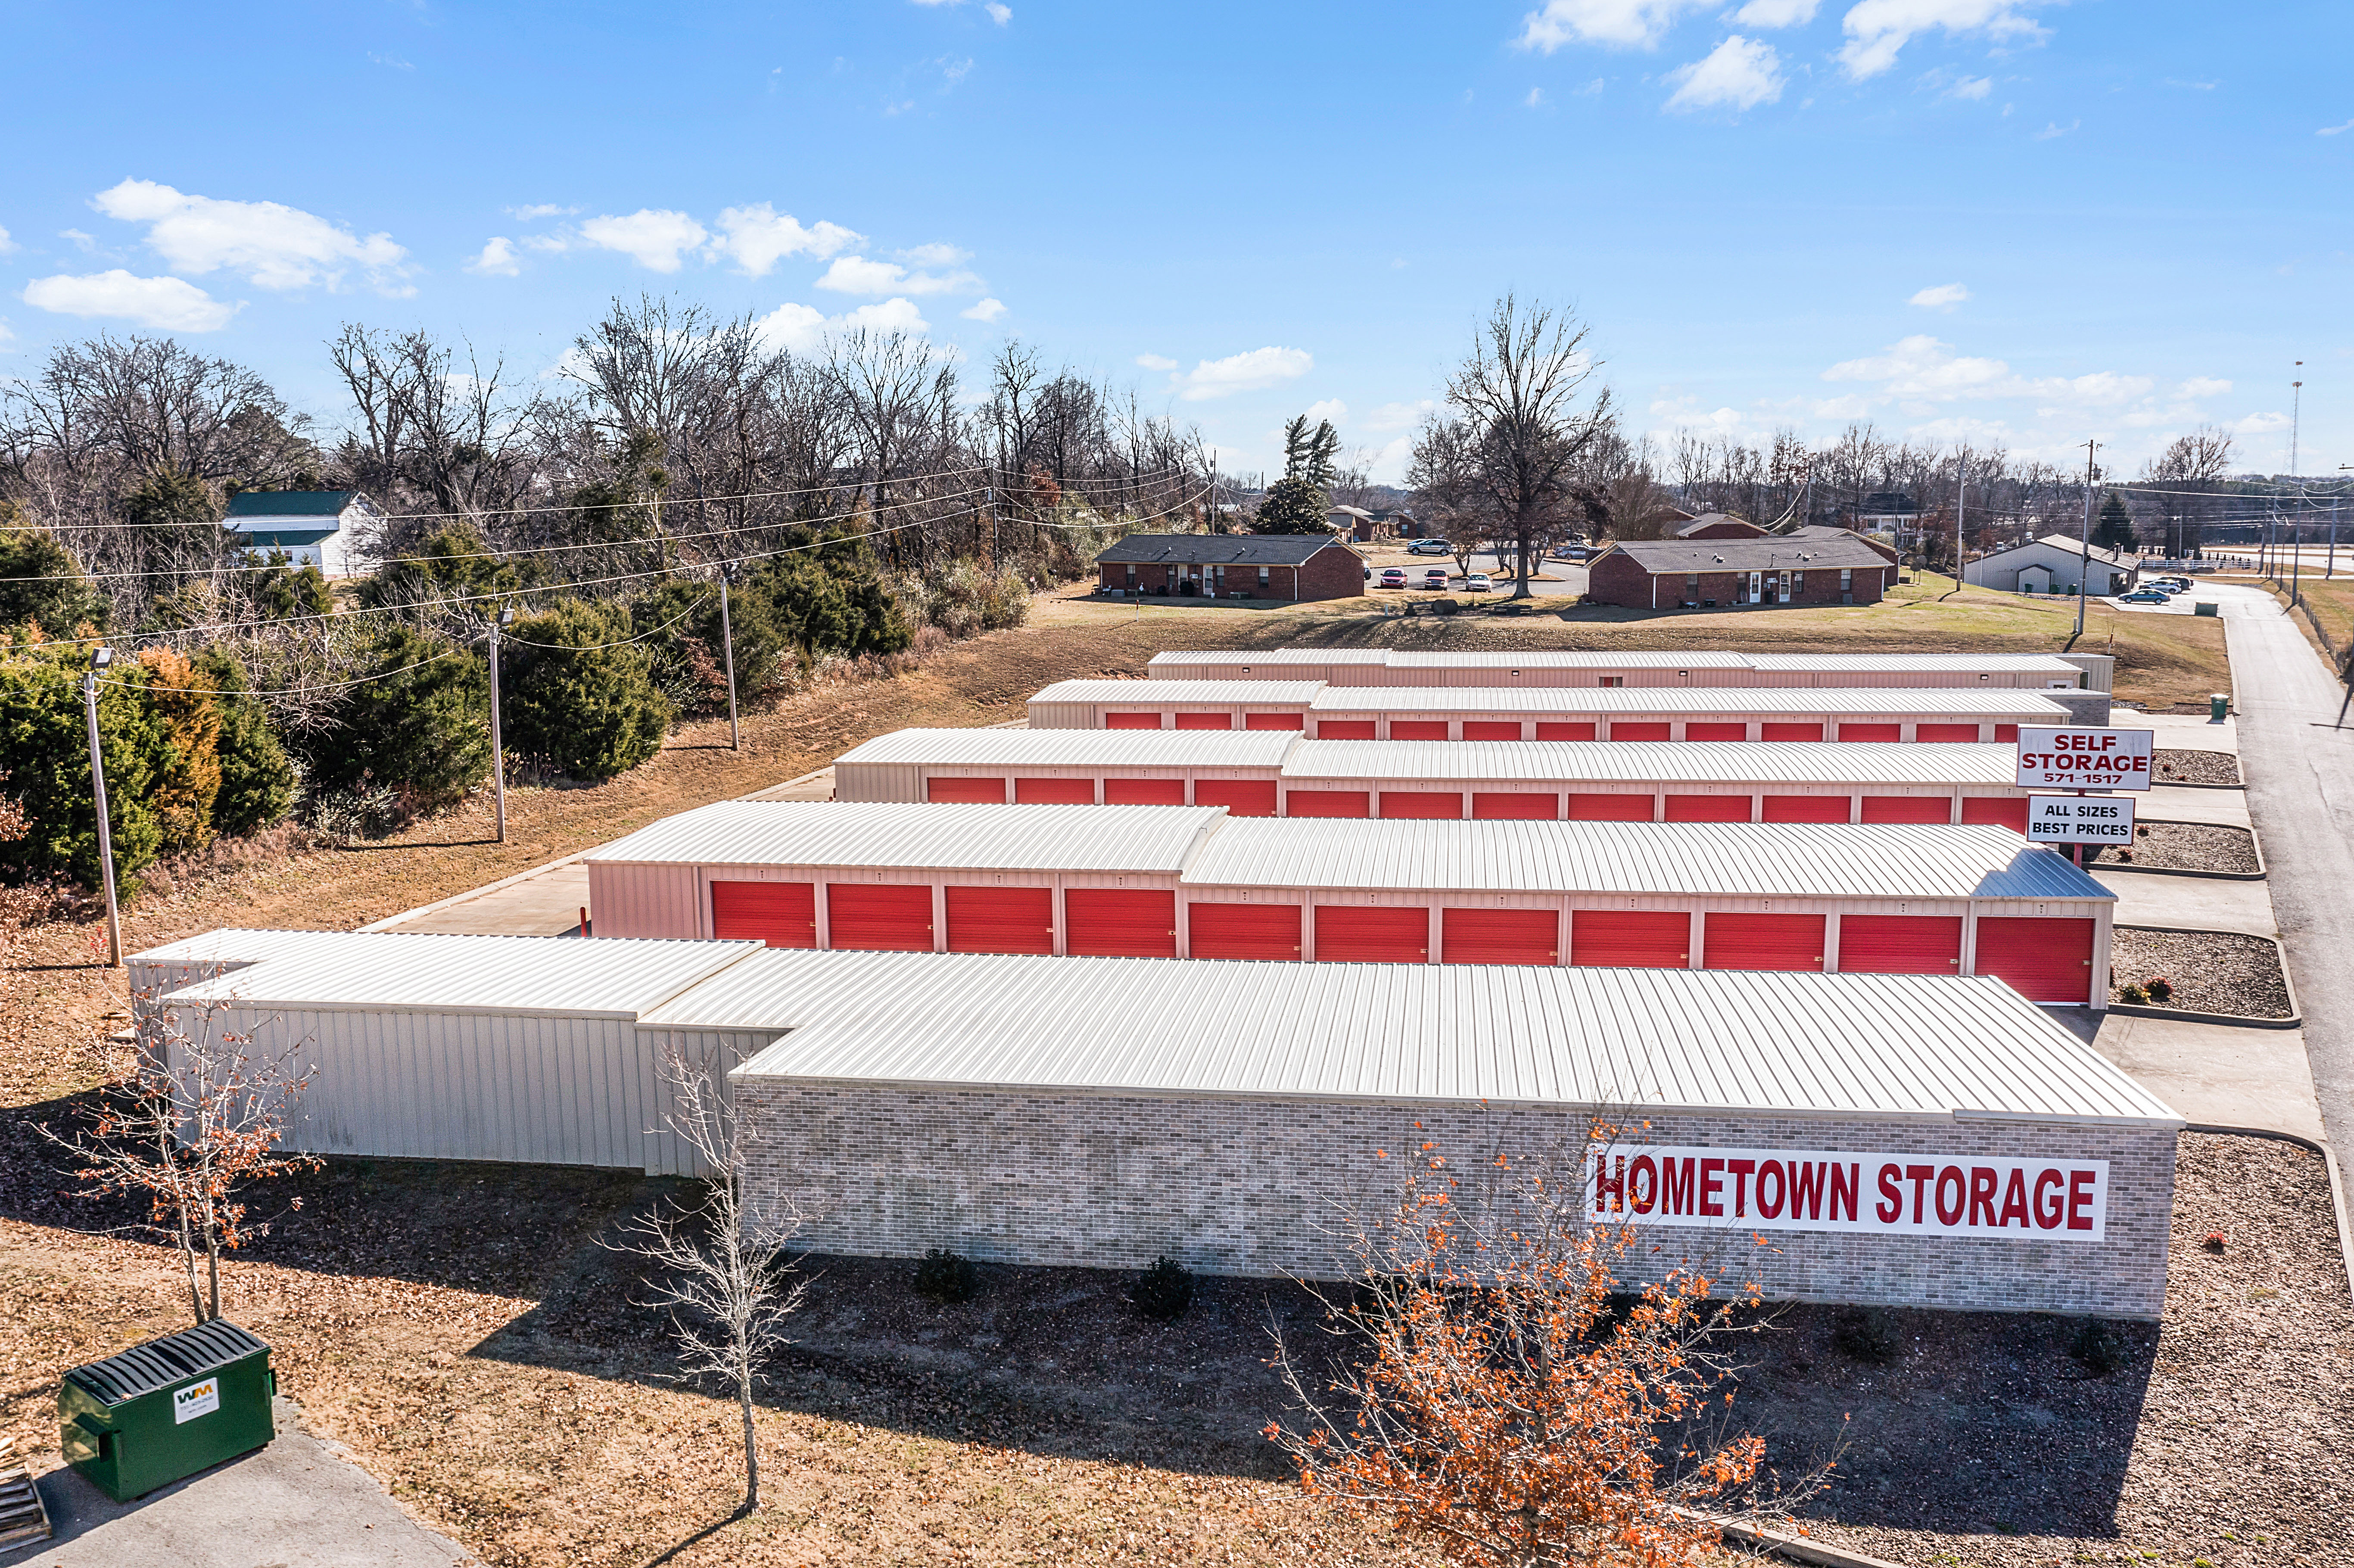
[1144,647,2111,691]
[584,802,2116,1004]
[834,729,2054,829]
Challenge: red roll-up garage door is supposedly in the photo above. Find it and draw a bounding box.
[1442,908,1558,964]
[1916,723,1980,742]
[1960,796,2030,832]
[711,880,816,948]
[1287,789,1370,818]
[1188,901,1301,960]
[1569,793,1653,821]
[1105,777,1186,805]
[1391,720,1450,740]
[1174,711,1231,730]
[1838,915,1962,974]
[1196,780,1279,816]
[1381,791,1461,819]
[1316,719,1377,739]
[1994,724,2020,743]
[1760,722,1824,741]
[1665,794,1750,822]
[1314,905,1430,963]
[1859,795,1952,824]
[1974,916,2095,1003]
[1014,777,1094,804]
[945,885,1055,953]
[1245,712,1305,731]
[1703,912,1825,971]
[1536,722,1597,740]
[1065,888,1178,957]
[1609,722,1672,741]
[1762,794,1850,823]
[1473,792,1558,820]
[1685,722,1747,741]
[1837,723,1903,742]
[827,884,934,950]
[1106,712,1161,729]
[1570,910,1689,968]
[1462,721,1522,740]
[926,777,1006,803]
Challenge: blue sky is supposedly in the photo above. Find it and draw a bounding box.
[2,0,2348,485]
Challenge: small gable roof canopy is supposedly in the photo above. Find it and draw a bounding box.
[1097,533,1359,566]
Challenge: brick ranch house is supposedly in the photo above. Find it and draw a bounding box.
[1096,534,1365,602]
[1587,536,1893,610]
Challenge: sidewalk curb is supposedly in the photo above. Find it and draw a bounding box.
[2093,816,2265,881]
[2184,1124,2354,1303]
[353,852,587,933]
[2111,923,2300,1028]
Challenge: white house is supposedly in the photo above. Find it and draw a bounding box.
[221,489,378,578]
[1963,535,2139,598]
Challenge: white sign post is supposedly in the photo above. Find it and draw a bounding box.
[2014,727,2155,791]
[2026,794,2137,845]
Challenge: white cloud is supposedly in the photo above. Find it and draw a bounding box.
[508,203,576,220]
[960,297,1006,322]
[1664,36,1784,112]
[899,241,970,268]
[23,270,240,332]
[2033,118,2078,140]
[985,1,1012,20]
[1170,346,1313,402]
[1909,282,1970,310]
[2320,120,2354,137]
[91,178,408,292]
[0,317,12,346]
[1526,87,1546,107]
[1302,398,1348,425]
[1363,436,1414,485]
[841,298,928,334]
[1946,74,1993,99]
[1365,398,1436,432]
[814,254,981,296]
[369,52,414,69]
[0,226,15,256]
[2177,377,2231,399]
[707,203,861,276]
[59,229,97,251]
[753,296,931,355]
[465,237,522,277]
[1823,334,2011,397]
[1135,354,1179,372]
[1837,0,2048,81]
[1517,0,1713,51]
[1733,0,1818,24]
[579,209,708,271]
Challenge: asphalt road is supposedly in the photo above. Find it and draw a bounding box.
[2204,584,2354,1157]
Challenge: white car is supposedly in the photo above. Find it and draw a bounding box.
[1407,539,1453,556]
[1463,573,1493,592]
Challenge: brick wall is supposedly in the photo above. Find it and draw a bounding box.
[735,1086,2174,1319]
[1587,557,1887,609]
[1296,544,1366,601]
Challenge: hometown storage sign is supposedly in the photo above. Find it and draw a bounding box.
[1587,1146,2108,1240]
[2015,727,2154,790]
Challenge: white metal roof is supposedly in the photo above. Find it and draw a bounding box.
[1308,686,2072,716]
[1384,650,1753,669]
[1741,652,2081,674]
[1149,649,1389,668]
[693,950,2178,1127]
[1032,679,1326,705]
[837,727,1299,768]
[1285,739,2022,784]
[584,801,1228,872]
[1181,819,2109,901]
[1142,648,2080,675]
[131,927,418,971]
[162,933,758,1019]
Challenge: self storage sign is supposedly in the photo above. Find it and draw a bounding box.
[1588,1146,2108,1240]
[2027,794,2136,844]
[2015,727,2154,791]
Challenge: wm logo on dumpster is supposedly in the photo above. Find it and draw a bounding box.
[172,1379,220,1423]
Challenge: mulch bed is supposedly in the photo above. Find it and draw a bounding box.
[2111,926,2293,1018]
[2153,748,2241,785]
[2089,820,2261,874]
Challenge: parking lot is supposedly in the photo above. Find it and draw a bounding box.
[1356,536,1587,597]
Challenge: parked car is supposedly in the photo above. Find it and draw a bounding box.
[1408,539,1453,555]
[1420,567,1450,589]
[1463,572,1493,592]
[1378,566,1408,588]
[2117,589,2172,604]
[1551,544,1591,561]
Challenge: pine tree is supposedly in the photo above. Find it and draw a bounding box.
[2094,492,2136,553]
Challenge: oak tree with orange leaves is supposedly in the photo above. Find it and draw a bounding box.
[1264,1129,1833,1568]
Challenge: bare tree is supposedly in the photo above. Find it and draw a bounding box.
[1432,296,1616,598]
[2143,426,2236,559]
[40,994,318,1325]
[615,1045,809,1516]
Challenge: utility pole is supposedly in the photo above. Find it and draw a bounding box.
[1955,450,1969,586]
[81,647,121,968]
[718,560,741,752]
[2076,439,2099,638]
[487,607,513,842]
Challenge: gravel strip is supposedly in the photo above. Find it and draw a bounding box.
[2153,748,2241,785]
[2111,926,2292,1017]
[2089,820,2261,874]
[1750,1133,2354,1568]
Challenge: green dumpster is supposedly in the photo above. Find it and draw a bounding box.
[60,1320,276,1501]
[2209,693,2230,722]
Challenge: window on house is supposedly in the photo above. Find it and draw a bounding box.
[1840,568,1853,590]
[1258,566,1270,584]
[1790,572,1805,595]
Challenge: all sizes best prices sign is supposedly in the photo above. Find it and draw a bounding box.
[1588,1146,2110,1240]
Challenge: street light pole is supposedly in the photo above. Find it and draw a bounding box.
[718,560,741,752]
[2076,439,2099,638]
[81,647,121,967]
[488,607,513,842]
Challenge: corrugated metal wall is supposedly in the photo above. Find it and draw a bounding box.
[589,862,702,939]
